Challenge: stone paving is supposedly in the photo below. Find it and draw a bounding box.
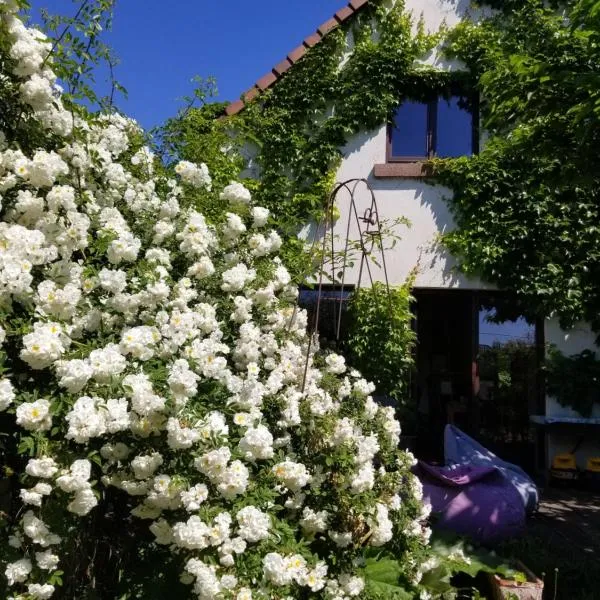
[533,487,600,555]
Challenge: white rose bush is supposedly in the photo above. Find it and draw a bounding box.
[0,2,430,598]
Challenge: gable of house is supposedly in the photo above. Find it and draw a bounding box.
[218,0,600,473]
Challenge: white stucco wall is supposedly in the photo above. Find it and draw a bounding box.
[322,125,487,288]
[302,0,493,290]
[543,319,600,469]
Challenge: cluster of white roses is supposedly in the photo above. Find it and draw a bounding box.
[0,3,430,599]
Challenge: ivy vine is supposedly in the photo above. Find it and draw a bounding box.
[167,0,600,419]
[166,0,466,281]
[433,0,600,335]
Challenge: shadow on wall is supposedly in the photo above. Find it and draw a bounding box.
[300,173,471,288]
[368,172,467,288]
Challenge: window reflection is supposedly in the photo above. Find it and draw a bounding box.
[389,95,475,160]
[436,96,474,158]
[476,307,538,469]
[391,101,428,158]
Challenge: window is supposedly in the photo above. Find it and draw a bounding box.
[388,95,476,162]
[298,286,352,349]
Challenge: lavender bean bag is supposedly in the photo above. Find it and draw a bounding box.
[416,461,526,544]
[444,425,539,515]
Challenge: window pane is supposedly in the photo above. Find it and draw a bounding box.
[436,96,473,157]
[476,305,537,472]
[298,287,352,347]
[391,101,428,158]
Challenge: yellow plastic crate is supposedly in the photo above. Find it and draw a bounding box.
[552,453,577,471]
[586,457,600,473]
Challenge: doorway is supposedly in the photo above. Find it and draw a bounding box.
[413,289,543,473]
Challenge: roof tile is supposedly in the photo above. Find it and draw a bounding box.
[273,58,293,76]
[335,6,355,22]
[349,0,368,9]
[256,71,278,91]
[243,87,259,102]
[225,100,245,116]
[317,17,339,36]
[287,44,307,64]
[303,32,322,48]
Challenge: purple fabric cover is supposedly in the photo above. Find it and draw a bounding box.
[444,425,539,514]
[416,461,526,544]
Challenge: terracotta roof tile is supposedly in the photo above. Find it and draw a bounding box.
[335,6,355,22]
[303,32,322,48]
[225,99,245,116]
[256,71,278,91]
[273,58,293,76]
[243,87,259,102]
[224,1,370,116]
[287,44,307,64]
[317,17,339,37]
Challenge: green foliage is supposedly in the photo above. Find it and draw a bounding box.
[420,534,529,599]
[434,0,600,334]
[156,77,243,191]
[39,0,123,110]
[361,535,531,599]
[343,282,416,403]
[168,0,455,283]
[546,347,600,417]
[361,554,414,599]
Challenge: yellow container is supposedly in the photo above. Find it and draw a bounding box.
[550,453,578,482]
[586,457,600,473]
[552,453,577,471]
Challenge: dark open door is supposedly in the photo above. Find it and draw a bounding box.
[412,289,542,473]
[413,290,476,462]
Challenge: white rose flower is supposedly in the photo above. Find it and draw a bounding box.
[5,557,32,586]
[220,181,251,206]
[236,506,270,542]
[0,377,15,410]
[27,583,56,599]
[67,488,98,516]
[16,398,52,431]
[26,457,59,479]
[251,206,269,227]
[35,549,59,571]
[175,160,211,189]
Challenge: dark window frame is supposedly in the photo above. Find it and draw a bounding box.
[386,94,479,163]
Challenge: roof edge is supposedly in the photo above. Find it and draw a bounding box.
[224,0,370,117]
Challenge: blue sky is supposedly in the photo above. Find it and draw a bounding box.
[479,310,535,346]
[30,1,345,129]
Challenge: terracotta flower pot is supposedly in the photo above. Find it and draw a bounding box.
[488,561,544,600]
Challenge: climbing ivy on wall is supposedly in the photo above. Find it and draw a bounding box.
[166,0,467,281]
[167,0,600,415]
[433,0,600,334]
[169,0,600,334]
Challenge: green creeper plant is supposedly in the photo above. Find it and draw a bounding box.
[165,0,456,284]
[343,281,416,416]
[433,0,600,335]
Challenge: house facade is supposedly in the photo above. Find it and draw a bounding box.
[224,0,600,474]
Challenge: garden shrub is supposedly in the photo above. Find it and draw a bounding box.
[0,2,429,598]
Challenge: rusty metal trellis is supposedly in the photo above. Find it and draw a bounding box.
[297,178,395,392]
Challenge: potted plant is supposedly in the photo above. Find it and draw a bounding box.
[488,561,544,600]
